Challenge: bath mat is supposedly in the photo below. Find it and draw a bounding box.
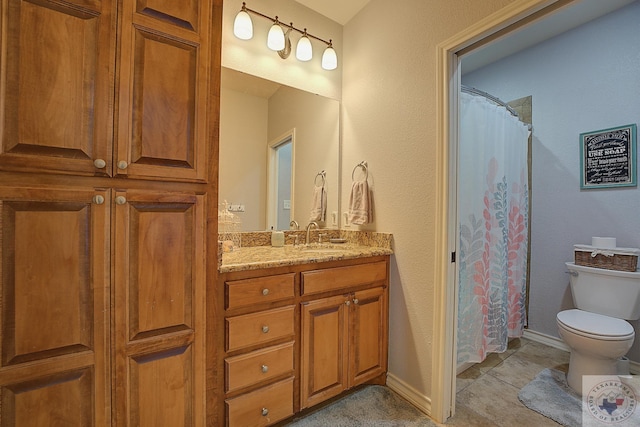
[518,368,582,427]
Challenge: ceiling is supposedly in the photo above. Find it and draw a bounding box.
[295,0,636,72]
[294,0,371,25]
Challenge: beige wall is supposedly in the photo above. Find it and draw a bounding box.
[219,87,268,230]
[268,86,340,229]
[341,0,519,405]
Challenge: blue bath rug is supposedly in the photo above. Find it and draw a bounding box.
[518,368,582,427]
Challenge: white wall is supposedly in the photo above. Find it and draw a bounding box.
[462,2,640,360]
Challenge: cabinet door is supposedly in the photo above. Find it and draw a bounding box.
[350,287,388,387]
[300,295,349,409]
[0,0,116,176]
[115,0,212,182]
[113,189,206,426]
[0,186,110,425]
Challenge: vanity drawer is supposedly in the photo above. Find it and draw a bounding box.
[301,261,387,295]
[226,273,295,310]
[226,377,294,427]
[225,342,294,392]
[226,305,295,352]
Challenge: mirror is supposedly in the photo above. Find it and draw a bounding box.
[219,67,340,231]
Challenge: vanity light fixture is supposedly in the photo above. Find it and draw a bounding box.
[232,2,337,70]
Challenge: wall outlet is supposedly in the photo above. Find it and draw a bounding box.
[228,204,245,212]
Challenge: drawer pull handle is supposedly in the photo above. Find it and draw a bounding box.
[261,408,269,417]
[262,288,269,296]
[261,364,268,373]
[353,298,359,305]
[262,325,269,334]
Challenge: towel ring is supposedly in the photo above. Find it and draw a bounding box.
[314,170,326,187]
[351,161,368,182]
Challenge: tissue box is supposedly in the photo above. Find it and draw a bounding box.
[574,245,639,272]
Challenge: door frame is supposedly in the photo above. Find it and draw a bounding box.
[266,129,296,230]
[431,0,574,422]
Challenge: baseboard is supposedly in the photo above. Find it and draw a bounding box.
[523,329,570,352]
[386,373,432,416]
[523,328,640,375]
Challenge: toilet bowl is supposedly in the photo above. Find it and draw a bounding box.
[557,309,634,392]
[557,262,640,394]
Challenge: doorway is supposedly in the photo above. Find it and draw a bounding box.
[433,0,635,422]
[267,130,295,231]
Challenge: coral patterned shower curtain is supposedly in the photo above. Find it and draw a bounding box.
[457,91,531,365]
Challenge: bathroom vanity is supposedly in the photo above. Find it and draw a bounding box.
[214,237,392,426]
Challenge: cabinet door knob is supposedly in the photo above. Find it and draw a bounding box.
[261,408,269,417]
[345,300,351,306]
[261,364,268,373]
[353,298,359,305]
[261,325,269,334]
[93,159,106,169]
[262,288,269,296]
[117,160,128,170]
[115,196,127,205]
[93,195,105,205]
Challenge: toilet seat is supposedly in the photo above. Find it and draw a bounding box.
[557,309,634,340]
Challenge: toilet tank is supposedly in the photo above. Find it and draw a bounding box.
[566,262,640,320]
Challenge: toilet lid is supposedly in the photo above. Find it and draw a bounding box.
[557,309,634,337]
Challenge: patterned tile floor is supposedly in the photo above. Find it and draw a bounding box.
[443,338,570,426]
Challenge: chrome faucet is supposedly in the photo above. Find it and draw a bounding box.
[289,220,299,230]
[305,221,318,245]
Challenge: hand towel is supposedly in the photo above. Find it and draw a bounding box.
[348,180,372,225]
[309,185,326,222]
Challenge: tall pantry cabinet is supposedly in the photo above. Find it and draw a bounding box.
[0,0,222,425]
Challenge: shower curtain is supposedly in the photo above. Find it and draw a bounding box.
[457,91,531,365]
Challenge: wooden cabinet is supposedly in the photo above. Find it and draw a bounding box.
[300,262,388,409]
[218,257,389,426]
[0,0,212,182]
[0,187,111,425]
[0,0,222,424]
[113,190,206,425]
[222,273,296,427]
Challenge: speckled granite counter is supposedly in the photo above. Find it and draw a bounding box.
[219,231,393,273]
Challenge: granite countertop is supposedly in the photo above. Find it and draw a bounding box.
[220,244,393,273]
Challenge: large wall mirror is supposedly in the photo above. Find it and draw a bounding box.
[219,67,340,231]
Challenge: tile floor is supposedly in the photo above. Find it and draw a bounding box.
[443,337,570,426]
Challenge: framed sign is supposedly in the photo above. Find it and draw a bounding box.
[580,124,637,189]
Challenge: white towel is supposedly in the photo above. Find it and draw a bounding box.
[348,180,372,225]
[309,185,326,222]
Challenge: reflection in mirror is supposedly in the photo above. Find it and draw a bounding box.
[219,67,340,231]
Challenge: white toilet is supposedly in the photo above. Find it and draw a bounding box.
[557,262,640,394]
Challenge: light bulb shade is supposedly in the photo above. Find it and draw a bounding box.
[321,45,338,70]
[233,10,253,40]
[267,23,285,51]
[296,35,313,61]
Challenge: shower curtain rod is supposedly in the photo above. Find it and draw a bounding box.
[461,85,519,118]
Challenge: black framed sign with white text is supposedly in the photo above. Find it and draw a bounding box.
[580,124,637,189]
